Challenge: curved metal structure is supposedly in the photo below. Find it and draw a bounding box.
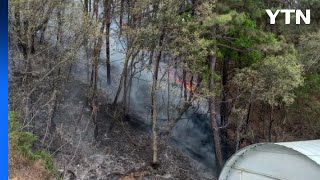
[219,140,320,180]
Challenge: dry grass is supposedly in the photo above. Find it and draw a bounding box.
[8,112,56,180]
[9,144,53,180]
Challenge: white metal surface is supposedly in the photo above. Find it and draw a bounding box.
[276,139,320,165]
[219,140,320,180]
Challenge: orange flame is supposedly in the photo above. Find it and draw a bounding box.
[175,79,196,92]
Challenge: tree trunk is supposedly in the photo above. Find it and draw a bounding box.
[208,52,224,170]
[112,48,134,106]
[82,0,90,83]
[244,102,252,134]
[167,62,170,122]
[268,105,274,142]
[119,0,125,35]
[151,30,165,166]
[57,0,64,45]
[84,0,88,12]
[104,0,112,85]
[148,50,154,66]
[39,25,46,43]
[92,0,99,20]
[91,19,105,100]
[30,33,35,54]
[220,59,228,126]
[122,54,130,113]
[113,70,124,105]
[23,19,29,60]
[182,68,187,101]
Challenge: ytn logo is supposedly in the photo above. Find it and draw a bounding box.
[266,9,310,24]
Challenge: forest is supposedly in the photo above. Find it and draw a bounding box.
[8,0,320,179]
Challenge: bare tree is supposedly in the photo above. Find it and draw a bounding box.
[150,29,165,165]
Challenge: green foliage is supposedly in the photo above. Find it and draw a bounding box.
[298,31,320,73]
[299,0,320,25]
[288,74,320,137]
[204,11,236,26]
[234,54,304,106]
[9,112,57,176]
[180,11,193,22]
[295,74,320,99]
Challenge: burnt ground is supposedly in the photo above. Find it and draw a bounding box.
[45,78,216,180]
